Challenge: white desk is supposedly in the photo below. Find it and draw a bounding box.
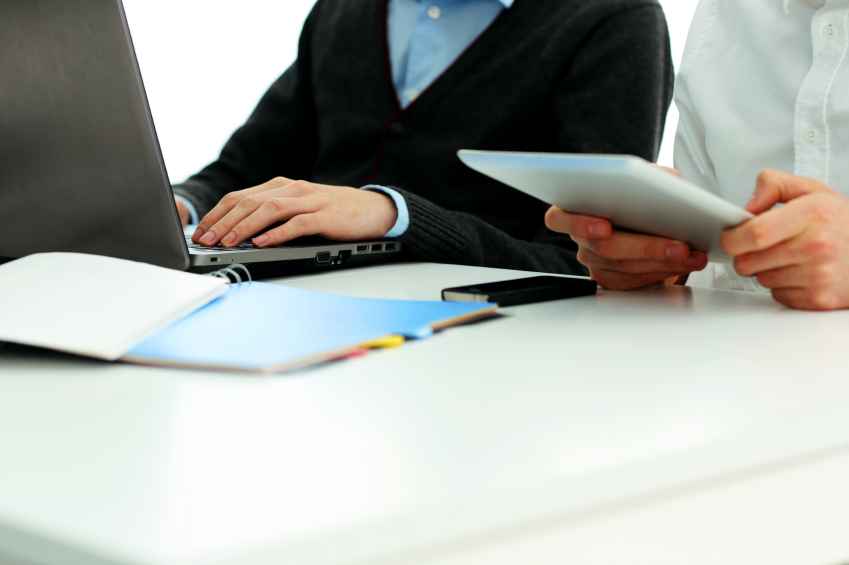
[1,263,848,565]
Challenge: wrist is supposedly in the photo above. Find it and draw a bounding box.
[361,185,409,238]
[372,191,398,236]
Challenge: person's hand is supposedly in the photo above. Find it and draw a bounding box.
[544,165,706,290]
[191,178,398,248]
[544,208,708,290]
[544,165,707,290]
[175,198,190,228]
[721,170,849,311]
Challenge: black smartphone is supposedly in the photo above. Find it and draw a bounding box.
[441,276,597,307]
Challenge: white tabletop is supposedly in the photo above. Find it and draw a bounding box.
[1,263,848,565]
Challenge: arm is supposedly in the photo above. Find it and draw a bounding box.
[397,5,676,274]
[173,6,320,219]
[395,189,585,274]
[189,4,675,276]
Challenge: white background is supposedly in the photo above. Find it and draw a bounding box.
[123,1,700,183]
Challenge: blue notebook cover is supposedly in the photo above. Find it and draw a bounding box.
[125,283,496,372]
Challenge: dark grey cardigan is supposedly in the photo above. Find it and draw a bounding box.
[174,0,674,275]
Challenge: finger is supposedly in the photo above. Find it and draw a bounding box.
[203,197,267,247]
[746,169,830,214]
[545,207,613,239]
[192,177,296,243]
[721,193,832,257]
[193,192,246,244]
[755,265,811,290]
[771,288,839,311]
[579,247,707,274]
[732,233,809,277]
[253,213,323,247]
[593,269,681,291]
[222,197,321,246]
[580,231,692,263]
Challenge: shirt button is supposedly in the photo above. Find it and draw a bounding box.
[823,23,835,38]
[807,129,817,143]
[427,5,442,20]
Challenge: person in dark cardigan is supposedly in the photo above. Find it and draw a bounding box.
[173,0,674,275]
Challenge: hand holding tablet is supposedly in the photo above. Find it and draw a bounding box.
[543,207,708,290]
[459,150,753,290]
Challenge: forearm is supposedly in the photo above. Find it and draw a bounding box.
[397,189,586,275]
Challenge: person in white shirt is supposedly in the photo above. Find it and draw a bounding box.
[545,0,849,311]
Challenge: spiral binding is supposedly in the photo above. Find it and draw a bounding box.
[208,263,252,286]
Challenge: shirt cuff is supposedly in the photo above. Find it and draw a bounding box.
[174,194,200,225]
[362,185,410,238]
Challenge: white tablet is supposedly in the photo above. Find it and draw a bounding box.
[458,150,752,257]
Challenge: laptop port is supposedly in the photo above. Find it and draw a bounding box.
[338,250,352,263]
[385,243,397,252]
[356,245,368,253]
[315,252,331,264]
[371,244,383,252]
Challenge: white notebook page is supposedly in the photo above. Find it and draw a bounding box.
[0,253,227,360]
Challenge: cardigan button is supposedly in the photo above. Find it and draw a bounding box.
[389,122,405,136]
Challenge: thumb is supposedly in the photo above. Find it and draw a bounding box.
[746,169,830,214]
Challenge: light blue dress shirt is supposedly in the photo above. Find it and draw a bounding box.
[387,0,512,109]
[179,0,512,237]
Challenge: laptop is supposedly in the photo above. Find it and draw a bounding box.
[0,0,400,272]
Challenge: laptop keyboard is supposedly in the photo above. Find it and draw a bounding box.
[186,237,254,251]
[185,235,336,251]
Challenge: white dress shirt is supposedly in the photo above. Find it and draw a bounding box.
[675,0,849,290]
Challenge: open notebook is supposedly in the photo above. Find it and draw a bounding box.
[0,253,497,372]
[0,253,227,360]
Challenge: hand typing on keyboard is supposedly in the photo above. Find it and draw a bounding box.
[186,237,255,251]
[190,178,397,248]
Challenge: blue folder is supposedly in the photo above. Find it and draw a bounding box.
[125,282,496,372]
